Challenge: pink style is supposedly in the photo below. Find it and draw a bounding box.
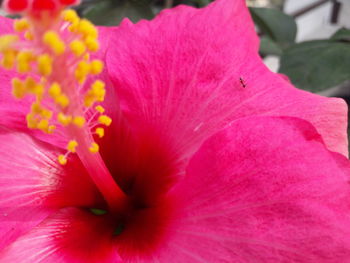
[0,0,349,262]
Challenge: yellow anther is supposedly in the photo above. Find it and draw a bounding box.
[89,142,99,153]
[47,125,56,134]
[33,84,44,99]
[67,140,78,153]
[1,50,17,69]
[49,82,62,98]
[78,19,98,39]
[41,109,53,119]
[85,36,99,52]
[43,31,66,55]
[95,105,105,113]
[37,54,53,76]
[91,80,106,102]
[90,60,104,74]
[98,115,112,126]
[70,40,86,57]
[26,113,37,129]
[11,78,26,99]
[14,19,30,32]
[37,119,49,132]
[16,51,34,73]
[31,102,42,114]
[75,60,90,83]
[24,77,37,92]
[83,53,90,61]
[24,31,34,41]
[83,95,94,107]
[58,155,67,165]
[17,51,34,62]
[57,112,72,126]
[95,127,104,138]
[55,94,70,108]
[73,116,86,127]
[68,21,79,33]
[0,35,18,52]
[62,9,79,23]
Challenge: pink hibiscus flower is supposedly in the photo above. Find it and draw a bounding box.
[0,0,350,262]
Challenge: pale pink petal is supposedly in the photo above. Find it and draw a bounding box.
[0,128,101,251]
[106,0,348,158]
[0,208,121,263]
[158,116,350,262]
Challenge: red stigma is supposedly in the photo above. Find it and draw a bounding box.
[32,0,57,11]
[59,0,80,5]
[5,0,29,12]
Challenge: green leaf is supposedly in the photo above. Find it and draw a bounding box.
[83,0,154,26]
[331,27,350,42]
[279,40,350,92]
[250,7,297,48]
[259,36,283,56]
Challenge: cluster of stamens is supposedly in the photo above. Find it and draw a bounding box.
[0,0,112,165]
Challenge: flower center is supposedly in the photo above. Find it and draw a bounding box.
[0,0,127,213]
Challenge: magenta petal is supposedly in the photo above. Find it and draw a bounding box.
[163,116,350,262]
[0,128,100,251]
[106,0,348,157]
[0,208,120,263]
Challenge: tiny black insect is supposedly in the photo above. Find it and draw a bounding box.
[239,77,246,88]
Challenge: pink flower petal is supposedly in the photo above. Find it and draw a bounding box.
[106,0,348,158]
[162,116,350,262]
[0,208,120,263]
[0,128,101,251]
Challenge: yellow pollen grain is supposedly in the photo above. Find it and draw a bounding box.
[1,50,17,69]
[90,60,104,75]
[95,127,104,138]
[62,9,79,23]
[24,31,34,41]
[70,40,86,57]
[14,19,30,32]
[75,60,91,83]
[49,82,62,98]
[95,105,105,113]
[55,94,70,108]
[43,31,66,55]
[91,80,106,101]
[98,115,112,126]
[0,35,18,52]
[78,19,98,39]
[57,112,72,126]
[24,77,37,92]
[11,78,26,99]
[37,54,53,76]
[89,142,99,153]
[47,125,56,134]
[31,102,42,114]
[41,109,53,119]
[58,154,67,165]
[16,51,34,73]
[67,140,78,153]
[37,119,49,132]
[26,113,37,129]
[83,95,94,107]
[85,36,99,52]
[73,116,86,127]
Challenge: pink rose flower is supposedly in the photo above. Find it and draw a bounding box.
[0,0,350,262]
